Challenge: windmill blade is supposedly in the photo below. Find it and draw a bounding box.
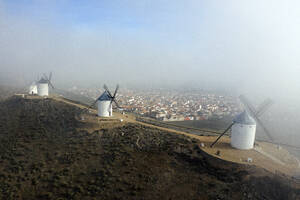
[256,98,272,113]
[48,81,55,89]
[88,94,103,109]
[103,84,109,91]
[239,95,257,116]
[112,99,121,108]
[256,98,273,117]
[253,116,274,142]
[113,84,119,98]
[103,84,113,98]
[48,72,52,81]
[88,98,99,109]
[47,78,54,89]
[210,122,235,147]
[43,73,48,80]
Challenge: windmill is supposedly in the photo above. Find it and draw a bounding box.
[210,95,274,149]
[88,84,120,117]
[37,72,54,96]
[28,75,39,95]
[239,95,274,141]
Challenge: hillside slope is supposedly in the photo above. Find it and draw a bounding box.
[0,96,299,200]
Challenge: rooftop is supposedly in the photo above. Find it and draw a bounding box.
[97,91,112,101]
[233,111,256,125]
[38,78,49,84]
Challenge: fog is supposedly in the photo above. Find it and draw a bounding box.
[1,1,300,149]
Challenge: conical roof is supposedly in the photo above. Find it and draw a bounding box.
[38,78,48,84]
[97,91,112,101]
[233,111,256,125]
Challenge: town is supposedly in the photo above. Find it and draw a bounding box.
[68,86,242,121]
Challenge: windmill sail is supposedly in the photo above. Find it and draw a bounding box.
[239,95,274,142]
[87,84,121,117]
[210,95,274,148]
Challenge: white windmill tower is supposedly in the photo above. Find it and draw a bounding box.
[210,95,274,150]
[89,84,120,117]
[231,111,256,149]
[29,82,38,95]
[37,72,54,96]
[28,75,40,95]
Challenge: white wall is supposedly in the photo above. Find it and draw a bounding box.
[231,123,256,150]
[98,100,112,117]
[37,83,48,96]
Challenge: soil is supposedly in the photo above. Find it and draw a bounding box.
[0,96,299,200]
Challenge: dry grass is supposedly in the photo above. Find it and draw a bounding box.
[0,96,299,200]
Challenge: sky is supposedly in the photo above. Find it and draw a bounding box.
[1,0,300,150]
[0,0,300,96]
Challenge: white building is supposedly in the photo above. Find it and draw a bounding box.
[231,111,256,150]
[37,78,49,96]
[97,91,112,117]
[29,83,38,95]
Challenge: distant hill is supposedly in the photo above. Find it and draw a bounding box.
[0,96,299,200]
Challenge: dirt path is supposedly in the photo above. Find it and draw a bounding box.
[254,146,286,166]
[51,96,300,176]
[52,96,200,136]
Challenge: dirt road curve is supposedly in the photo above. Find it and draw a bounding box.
[52,95,300,176]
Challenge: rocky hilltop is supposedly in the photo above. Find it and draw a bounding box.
[0,96,299,200]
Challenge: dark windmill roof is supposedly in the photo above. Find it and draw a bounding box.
[97,91,112,101]
[38,77,49,84]
[233,111,256,125]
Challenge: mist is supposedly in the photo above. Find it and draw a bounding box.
[1,1,300,147]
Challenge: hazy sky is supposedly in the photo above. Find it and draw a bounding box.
[0,0,300,95]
